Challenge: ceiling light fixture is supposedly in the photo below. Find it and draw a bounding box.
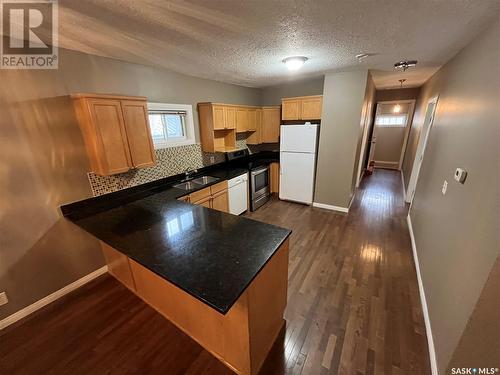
[283,56,308,71]
[393,104,402,113]
[394,60,418,71]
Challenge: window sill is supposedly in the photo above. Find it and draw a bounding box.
[154,140,196,149]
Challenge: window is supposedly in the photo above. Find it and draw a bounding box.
[375,114,408,127]
[148,103,195,148]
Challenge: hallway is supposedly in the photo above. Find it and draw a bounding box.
[250,169,431,374]
[0,170,431,375]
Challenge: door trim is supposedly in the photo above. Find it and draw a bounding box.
[405,96,439,204]
[370,99,416,171]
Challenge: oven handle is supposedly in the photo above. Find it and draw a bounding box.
[251,167,269,176]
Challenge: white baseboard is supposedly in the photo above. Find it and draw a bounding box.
[0,266,108,330]
[312,202,349,213]
[407,215,438,375]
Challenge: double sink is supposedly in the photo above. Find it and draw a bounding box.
[173,175,220,191]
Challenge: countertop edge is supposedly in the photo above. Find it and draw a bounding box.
[95,223,292,315]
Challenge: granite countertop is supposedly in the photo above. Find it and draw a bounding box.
[61,153,289,314]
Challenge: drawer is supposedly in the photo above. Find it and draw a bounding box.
[210,180,228,195]
[189,186,211,202]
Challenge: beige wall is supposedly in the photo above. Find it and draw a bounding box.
[376,87,420,102]
[407,18,500,372]
[447,256,500,371]
[315,70,370,208]
[260,76,325,106]
[0,45,261,320]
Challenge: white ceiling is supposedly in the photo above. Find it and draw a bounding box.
[21,1,500,88]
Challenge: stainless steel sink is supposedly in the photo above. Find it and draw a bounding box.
[173,181,201,190]
[191,176,219,185]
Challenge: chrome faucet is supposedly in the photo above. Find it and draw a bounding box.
[184,168,198,181]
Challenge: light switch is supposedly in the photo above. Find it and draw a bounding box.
[442,180,448,195]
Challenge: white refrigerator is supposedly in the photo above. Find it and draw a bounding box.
[279,124,319,204]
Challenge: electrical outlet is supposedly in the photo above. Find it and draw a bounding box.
[0,291,8,306]
[210,156,215,164]
[442,180,448,195]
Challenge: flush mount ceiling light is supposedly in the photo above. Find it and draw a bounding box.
[283,56,308,71]
[394,60,418,71]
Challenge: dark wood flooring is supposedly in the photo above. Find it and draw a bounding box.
[0,169,431,374]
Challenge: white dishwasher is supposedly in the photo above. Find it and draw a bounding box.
[228,173,249,215]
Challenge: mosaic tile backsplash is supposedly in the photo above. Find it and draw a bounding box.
[87,143,246,196]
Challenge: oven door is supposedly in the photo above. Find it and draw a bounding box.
[251,166,269,198]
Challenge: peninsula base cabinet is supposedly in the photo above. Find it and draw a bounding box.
[100,239,289,375]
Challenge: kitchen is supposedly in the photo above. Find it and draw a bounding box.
[1,2,499,375]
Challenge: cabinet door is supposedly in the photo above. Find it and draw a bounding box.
[269,162,280,193]
[282,99,301,120]
[193,195,212,208]
[246,108,262,145]
[235,107,248,132]
[262,108,281,143]
[224,106,236,129]
[247,109,257,131]
[177,195,189,202]
[211,190,229,213]
[212,105,225,130]
[88,98,132,175]
[300,97,322,119]
[121,100,156,168]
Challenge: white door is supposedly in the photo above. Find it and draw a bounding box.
[280,124,318,153]
[279,152,316,204]
[406,96,439,203]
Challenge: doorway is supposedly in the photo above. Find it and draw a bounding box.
[367,100,415,170]
[405,96,439,203]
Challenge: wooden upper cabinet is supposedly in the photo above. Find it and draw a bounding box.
[72,93,156,176]
[121,100,156,169]
[88,98,131,175]
[246,108,262,145]
[281,95,323,120]
[300,96,323,120]
[224,106,236,129]
[247,109,257,131]
[282,99,301,120]
[236,107,249,132]
[212,105,226,130]
[262,107,281,143]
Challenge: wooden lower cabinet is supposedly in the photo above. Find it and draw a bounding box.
[102,239,289,375]
[194,196,212,208]
[269,162,280,194]
[179,181,229,213]
[211,190,229,212]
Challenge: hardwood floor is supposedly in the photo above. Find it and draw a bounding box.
[0,169,430,374]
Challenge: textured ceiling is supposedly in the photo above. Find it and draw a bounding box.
[14,1,500,88]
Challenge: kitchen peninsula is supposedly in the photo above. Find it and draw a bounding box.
[61,167,291,375]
